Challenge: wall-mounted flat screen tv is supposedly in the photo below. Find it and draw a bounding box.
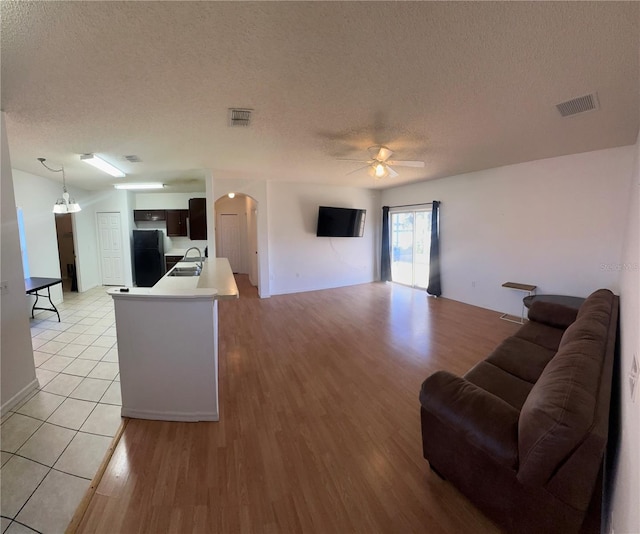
[316,206,366,237]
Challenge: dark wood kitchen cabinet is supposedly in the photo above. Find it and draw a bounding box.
[134,209,166,222]
[189,198,207,240]
[166,209,188,237]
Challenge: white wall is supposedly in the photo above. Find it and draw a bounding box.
[608,133,640,534]
[382,146,635,316]
[135,192,202,210]
[268,182,380,295]
[246,195,259,286]
[1,113,37,412]
[10,167,111,295]
[12,169,68,305]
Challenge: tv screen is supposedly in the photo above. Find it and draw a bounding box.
[316,206,366,237]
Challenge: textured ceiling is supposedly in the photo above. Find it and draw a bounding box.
[1,1,638,191]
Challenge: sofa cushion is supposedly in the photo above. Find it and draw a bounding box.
[513,321,565,352]
[485,336,557,384]
[464,361,533,410]
[420,371,520,469]
[528,301,578,329]
[517,290,614,487]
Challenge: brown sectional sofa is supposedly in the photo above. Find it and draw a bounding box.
[419,289,618,534]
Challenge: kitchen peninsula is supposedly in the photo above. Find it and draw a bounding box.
[107,257,238,422]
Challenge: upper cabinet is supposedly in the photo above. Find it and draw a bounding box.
[166,209,188,237]
[189,198,207,240]
[134,210,166,222]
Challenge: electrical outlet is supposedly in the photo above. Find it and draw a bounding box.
[629,353,638,402]
[0,280,8,295]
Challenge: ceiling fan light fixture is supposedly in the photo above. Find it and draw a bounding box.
[374,163,387,178]
[81,154,126,178]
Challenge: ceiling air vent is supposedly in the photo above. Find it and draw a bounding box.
[228,108,253,127]
[124,155,142,163]
[556,93,599,117]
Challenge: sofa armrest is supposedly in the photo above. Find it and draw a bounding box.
[528,301,578,329]
[420,371,519,469]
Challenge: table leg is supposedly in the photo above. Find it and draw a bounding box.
[29,287,61,322]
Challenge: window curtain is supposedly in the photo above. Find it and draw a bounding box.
[426,201,441,296]
[381,206,391,282]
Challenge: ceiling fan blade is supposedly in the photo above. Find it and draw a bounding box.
[337,158,371,163]
[376,146,393,162]
[346,165,371,176]
[386,160,425,168]
[387,166,399,178]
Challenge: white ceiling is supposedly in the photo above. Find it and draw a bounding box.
[1,1,638,192]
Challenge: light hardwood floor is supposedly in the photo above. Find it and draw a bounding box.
[76,278,520,533]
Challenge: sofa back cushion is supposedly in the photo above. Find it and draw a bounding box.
[517,289,614,486]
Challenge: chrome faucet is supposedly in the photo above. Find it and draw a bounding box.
[183,247,203,270]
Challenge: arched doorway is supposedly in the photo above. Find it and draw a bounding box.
[214,193,259,294]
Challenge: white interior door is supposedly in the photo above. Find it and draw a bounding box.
[97,212,124,285]
[218,214,242,273]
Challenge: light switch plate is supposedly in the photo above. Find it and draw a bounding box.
[0,281,8,295]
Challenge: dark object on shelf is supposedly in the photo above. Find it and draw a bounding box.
[25,277,63,322]
[189,198,207,240]
[523,294,586,310]
[133,230,165,287]
[419,289,618,534]
[166,209,188,236]
[134,210,166,222]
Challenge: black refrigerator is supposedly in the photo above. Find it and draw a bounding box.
[133,230,165,287]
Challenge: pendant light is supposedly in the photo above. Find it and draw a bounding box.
[38,158,81,213]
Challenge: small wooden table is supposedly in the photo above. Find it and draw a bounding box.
[25,277,62,322]
[500,282,537,324]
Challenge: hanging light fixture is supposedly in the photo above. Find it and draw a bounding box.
[38,158,81,213]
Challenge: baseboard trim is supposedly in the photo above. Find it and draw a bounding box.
[1,378,39,416]
[121,407,219,422]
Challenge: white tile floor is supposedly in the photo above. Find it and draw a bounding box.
[1,287,122,534]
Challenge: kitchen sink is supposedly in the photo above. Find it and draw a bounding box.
[167,266,201,277]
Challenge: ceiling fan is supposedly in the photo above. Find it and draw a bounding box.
[341,146,425,179]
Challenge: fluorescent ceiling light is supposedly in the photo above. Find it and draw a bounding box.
[113,183,165,190]
[80,154,126,178]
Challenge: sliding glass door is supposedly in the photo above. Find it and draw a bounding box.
[390,209,431,288]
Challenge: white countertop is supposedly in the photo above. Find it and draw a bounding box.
[107,257,238,300]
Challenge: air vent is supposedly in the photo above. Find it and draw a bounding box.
[123,155,142,163]
[228,108,253,127]
[556,93,599,117]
